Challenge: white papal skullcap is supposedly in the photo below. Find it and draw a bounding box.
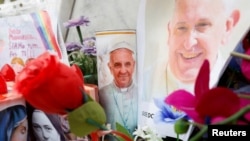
[109,41,135,53]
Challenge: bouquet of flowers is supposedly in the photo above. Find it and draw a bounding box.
[13,51,133,141]
[165,59,250,141]
[64,16,98,85]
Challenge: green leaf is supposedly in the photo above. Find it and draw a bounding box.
[68,101,106,136]
[115,122,133,141]
[87,93,94,101]
[82,90,94,103]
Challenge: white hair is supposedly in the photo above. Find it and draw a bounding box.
[173,0,237,17]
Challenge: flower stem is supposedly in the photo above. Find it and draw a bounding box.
[176,133,179,141]
[226,69,236,88]
[189,121,205,129]
[76,26,83,44]
[86,118,133,141]
[231,51,250,61]
[238,94,250,99]
[111,130,133,141]
[189,105,250,141]
[189,126,208,141]
[217,105,250,125]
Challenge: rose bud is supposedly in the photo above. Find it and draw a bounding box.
[174,118,190,134]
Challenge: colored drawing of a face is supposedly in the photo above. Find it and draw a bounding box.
[10,118,28,141]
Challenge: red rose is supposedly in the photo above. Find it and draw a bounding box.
[71,64,84,84]
[14,52,84,114]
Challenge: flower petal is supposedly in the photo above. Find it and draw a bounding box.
[14,52,84,114]
[242,31,250,51]
[240,98,250,122]
[66,42,83,51]
[195,60,210,100]
[165,89,196,110]
[90,131,99,141]
[63,16,90,28]
[0,64,16,81]
[241,31,250,81]
[71,64,84,84]
[196,87,240,118]
[211,116,226,124]
[241,49,250,81]
[154,98,188,123]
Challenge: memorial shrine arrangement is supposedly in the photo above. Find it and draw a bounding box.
[0,0,250,141]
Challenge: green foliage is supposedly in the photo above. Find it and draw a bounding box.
[115,122,133,141]
[68,51,98,85]
[68,101,107,137]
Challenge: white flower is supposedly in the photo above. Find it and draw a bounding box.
[133,126,163,141]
